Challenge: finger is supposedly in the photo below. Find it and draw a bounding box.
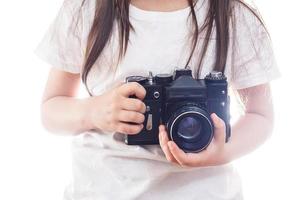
[118,110,145,124]
[158,125,178,164]
[119,82,146,100]
[168,142,212,167]
[116,122,143,135]
[121,97,147,113]
[211,113,226,144]
[167,141,192,167]
[158,125,175,163]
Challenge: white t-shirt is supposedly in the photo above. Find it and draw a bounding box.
[35,0,280,199]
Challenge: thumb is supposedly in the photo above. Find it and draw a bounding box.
[211,113,226,144]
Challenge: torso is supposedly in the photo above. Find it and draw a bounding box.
[65,0,243,199]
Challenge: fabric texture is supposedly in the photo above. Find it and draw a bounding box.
[35,0,280,199]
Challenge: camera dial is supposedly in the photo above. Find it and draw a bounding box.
[205,71,227,81]
[126,76,147,84]
[155,73,173,84]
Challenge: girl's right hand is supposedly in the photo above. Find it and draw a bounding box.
[86,82,147,135]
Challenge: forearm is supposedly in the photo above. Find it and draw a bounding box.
[40,96,94,135]
[225,112,274,161]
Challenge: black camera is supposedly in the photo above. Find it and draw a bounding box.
[125,69,231,153]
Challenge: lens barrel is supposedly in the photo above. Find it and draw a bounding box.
[167,106,213,153]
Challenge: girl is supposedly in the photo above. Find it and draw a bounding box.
[36,0,280,199]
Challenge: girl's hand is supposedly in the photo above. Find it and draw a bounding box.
[87,82,147,135]
[158,113,230,168]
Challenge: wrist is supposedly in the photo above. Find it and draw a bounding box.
[80,96,97,131]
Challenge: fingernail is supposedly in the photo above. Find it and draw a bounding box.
[160,126,164,132]
[159,125,163,131]
[212,113,220,122]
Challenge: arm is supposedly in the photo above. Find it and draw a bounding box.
[40,68,146,136]
[40,68,93,135]
[226,83,274,161]
[158,83,275,167]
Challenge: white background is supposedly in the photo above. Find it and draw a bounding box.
[0,0,299,199]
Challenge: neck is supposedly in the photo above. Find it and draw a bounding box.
[130,0,191,12]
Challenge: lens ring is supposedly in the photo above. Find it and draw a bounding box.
[169,111,212,142]
[167,106,213,153]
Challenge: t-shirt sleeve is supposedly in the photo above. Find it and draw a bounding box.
[227,3,281,90]
[34,0,84,74]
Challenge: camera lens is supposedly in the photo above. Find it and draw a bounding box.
[177,116,202,140]
[167,106,213,153]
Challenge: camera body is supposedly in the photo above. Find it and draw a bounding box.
[125,69,231,153]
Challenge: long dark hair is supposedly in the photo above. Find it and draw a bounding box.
[80,0,265,96]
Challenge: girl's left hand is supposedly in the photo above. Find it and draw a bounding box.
[158,113,230,168]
